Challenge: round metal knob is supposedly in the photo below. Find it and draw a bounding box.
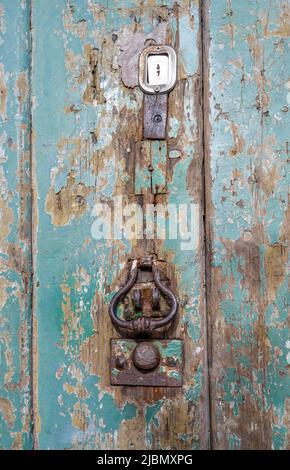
[132,343,160,371]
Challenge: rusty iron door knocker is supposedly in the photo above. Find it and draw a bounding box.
[109,258,178,334]
[109,256,183,387]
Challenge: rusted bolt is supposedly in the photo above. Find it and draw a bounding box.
[153,114,162,123]
[132,343,160,371]
[166,357,177,367]
[115,356,127,370]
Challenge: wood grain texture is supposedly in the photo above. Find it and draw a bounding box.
[32,0,208,449]
[0,1,32,450]
[1,0,288,450]
[205,0,290,450]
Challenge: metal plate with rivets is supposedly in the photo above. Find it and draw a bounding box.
[111,339,183,387]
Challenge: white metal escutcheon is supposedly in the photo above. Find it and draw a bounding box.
[138,45,177,94]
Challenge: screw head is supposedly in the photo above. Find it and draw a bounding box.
[154,85,160,93]
[115,356,127,370]
[132,343,160,371]
[166,357,177,367]
[153,114,162,123]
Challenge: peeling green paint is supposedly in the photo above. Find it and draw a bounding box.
[1,0,288,451]
[0,0,32,450]
[208,0,290,449]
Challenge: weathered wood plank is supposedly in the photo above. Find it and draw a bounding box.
[32,0,208,449]
[205,0,290,449]
[0,1,32,450]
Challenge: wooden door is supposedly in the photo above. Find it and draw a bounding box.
[0,0,289,450]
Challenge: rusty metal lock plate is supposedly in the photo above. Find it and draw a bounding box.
[111,339,183,387]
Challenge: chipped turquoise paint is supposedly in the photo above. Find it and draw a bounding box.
[32,0,205,450]
[209,0,289,449]
[228,433,241,450]
[166,153,201,343]
[135,143,151,195]
[169,149,181,159]
[168,117,180,139]
[185,364,202,403]
[155,340,182,360]
[0,0,32,450]
[177,5,199,78]
[32,0,140,449]
[145,400,163,447]
[2,0,288,451]
[151,141,166,193]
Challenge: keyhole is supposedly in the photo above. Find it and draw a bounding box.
[156,63,160,76]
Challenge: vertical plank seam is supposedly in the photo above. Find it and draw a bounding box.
[200,0,213,450]
[28,0,37,450]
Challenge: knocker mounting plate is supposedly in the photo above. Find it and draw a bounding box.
[111,339,183,387]
[109,256,183,387]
